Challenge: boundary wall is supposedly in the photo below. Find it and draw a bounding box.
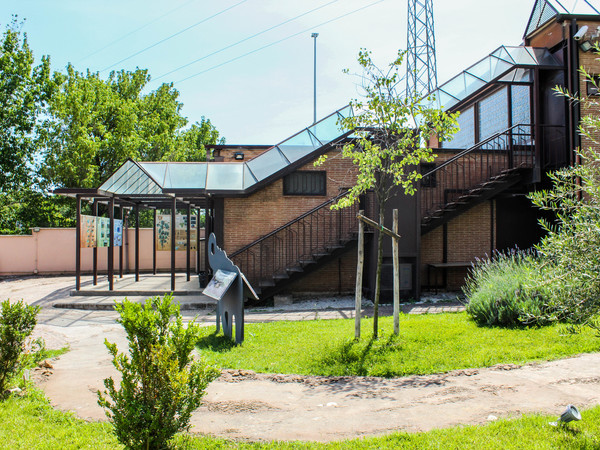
[0,228,204,275]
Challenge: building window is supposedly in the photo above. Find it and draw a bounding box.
[587,76,600,96]
[420,163,436,187]
[441,106,475,149]
[283,171,326,196]
[478,86,509,142]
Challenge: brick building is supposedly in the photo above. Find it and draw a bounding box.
[59,0,600,302]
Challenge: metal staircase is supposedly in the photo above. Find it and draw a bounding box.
[420,124,535,233]
[230,191,371,300]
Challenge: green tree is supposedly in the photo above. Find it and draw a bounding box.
[319,49,457,337]
[0,18,62,234]
[41,66,222,189]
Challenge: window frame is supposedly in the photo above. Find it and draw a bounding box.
[282,170,327,196]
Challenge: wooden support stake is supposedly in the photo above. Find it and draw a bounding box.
[355,210,365,340]
[357,213,401,241]
[393,209,400,335]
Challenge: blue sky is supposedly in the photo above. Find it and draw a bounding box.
[2,0,536,144]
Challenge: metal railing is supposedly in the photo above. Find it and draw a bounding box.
[230,191,367,288]
[421,124,535,219]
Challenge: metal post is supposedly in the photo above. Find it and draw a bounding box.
[186,203,191,282]
[135,204,140,282]
[153,209,157,275]
[92,200,98,285]
[119,205,123,278]
[75,195,81,291]
[311,32,319,124]
[171,197,176,292]
[196,208,201,274]
[108,196,114,291]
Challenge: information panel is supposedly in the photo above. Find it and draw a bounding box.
[203,269,237,300]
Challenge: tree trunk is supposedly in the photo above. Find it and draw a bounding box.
[373,209,384,339]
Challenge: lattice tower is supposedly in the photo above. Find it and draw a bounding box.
[406,0,437,98]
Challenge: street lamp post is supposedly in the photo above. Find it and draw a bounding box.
[311,32,319,124]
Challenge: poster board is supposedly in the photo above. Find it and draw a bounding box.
[156,214,172,251]
[156,214,198,251]
[113,219,123,247]
[175,214,198,251]
[97,217,110,247]
[80,215,97,248]
[203,269,237,300]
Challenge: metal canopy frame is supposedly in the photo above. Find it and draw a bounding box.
[55,187,209,293]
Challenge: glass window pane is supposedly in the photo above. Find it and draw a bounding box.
[308,112,347,144]
[139,163,167,187]
[278,130,322,163]
[164,163,207,189]
[243,164,258,189]
[206,163,244,190]
[511,85,531,126]
[478,87,508,142]
[246,148,288,182]
[441,106,475,149]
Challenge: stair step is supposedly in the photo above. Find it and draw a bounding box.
[313,253,330,258]
[259,280,276,287]
[286,266,304,273]
[326,245,345,251]
[273,273,290,280]
[298,259,316,266]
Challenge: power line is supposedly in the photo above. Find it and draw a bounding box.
[153,0,339,83]
[77,0,198,64]
[173,0,385,86]
[99,0,251,73]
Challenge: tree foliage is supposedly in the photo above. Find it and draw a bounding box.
[319,49,458,337]
[40,66,222,189]
[98,295,219,449]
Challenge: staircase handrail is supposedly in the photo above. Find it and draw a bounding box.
[422,123,533,179]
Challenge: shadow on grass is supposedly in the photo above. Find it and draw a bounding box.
[314,333,401,377]
[196,332,237,353]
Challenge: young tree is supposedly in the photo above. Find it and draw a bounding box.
[319,49,458,338]
[98,295,219,449]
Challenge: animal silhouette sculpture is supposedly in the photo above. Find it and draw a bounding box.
[206,233,257,344]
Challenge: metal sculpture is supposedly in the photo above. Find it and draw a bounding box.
[204,233,257,344]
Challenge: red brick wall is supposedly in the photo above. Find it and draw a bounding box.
[579,23,600,154]
[223,150,358,253]
[420,201,495,290]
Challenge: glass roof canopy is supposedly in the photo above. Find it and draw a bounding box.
[525,0,600,37]
[426,46,562,111]
[99,105,353,196]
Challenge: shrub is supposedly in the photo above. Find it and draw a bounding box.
[0,299,40,398]
[463,252,550,327]
[97,294,219,450]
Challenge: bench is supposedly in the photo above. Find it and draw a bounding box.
[427,262,473,292]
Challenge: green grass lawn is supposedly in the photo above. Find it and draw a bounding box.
[2,388,600,449]
[196,312,600,377]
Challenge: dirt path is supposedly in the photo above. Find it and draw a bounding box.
[33,322,600,443]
